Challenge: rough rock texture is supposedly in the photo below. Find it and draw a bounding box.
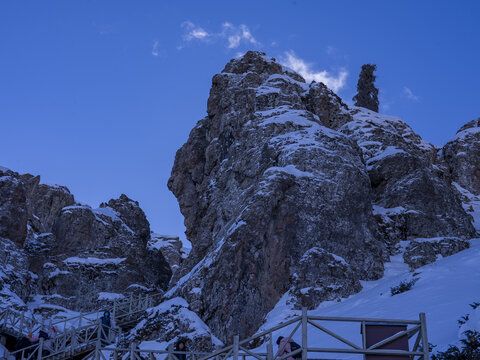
[303,82,352,130]
[0,169,28,245]
[443,118,480,195]
[340,108,477,251]
[167,51,478,342]
[403,237,470,270]
[291,247,362,309]
[0,167,172,312]
[149,234,190,277]
[131,297,222,352]
[29,183,75,234]
[168,51,385,341]
[0,237,33,310]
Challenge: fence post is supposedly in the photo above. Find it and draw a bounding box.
[361,321,366,349]
[267,333,273,360]
[130,341,136,360]
[301,308,307,360]
[113,299,117,320]
[420,313,429,360]
[96,321,103,360]
[40,316,45,331]
[168,343,173,360]
[233,336,239,360]
[20,312,25,333]
[37,337,44,360]
[71,328,78,356]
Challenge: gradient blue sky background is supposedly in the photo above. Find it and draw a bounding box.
[1,1,479,243]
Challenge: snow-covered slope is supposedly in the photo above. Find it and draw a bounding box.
[258,238,480,355]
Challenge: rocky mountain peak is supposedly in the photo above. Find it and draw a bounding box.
[0,168,172,312]
[222,51,305,82]
[457,117,480,134]
[102,193,150,242]
[168,52,478,342]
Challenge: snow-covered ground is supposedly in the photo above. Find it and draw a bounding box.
[257,238,480,357]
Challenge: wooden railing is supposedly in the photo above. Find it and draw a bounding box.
[2,303,430,360]
[0,292,163,360]
[94,309,430,360]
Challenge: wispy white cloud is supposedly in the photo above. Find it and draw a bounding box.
[179,21,260,49]
[152,40,160,57]
[222,23,259,48]
[181,21,212,42]
[279,51,348,92]
[403,86,420,101]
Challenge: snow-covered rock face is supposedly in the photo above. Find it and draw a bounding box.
[0,168,172,312]
[0,237,32,310]
[149,234,189,277]
[443,118,480,196]
[168,51,479,343]
[340,108,476,249]
[131,297,223,352]
[402,237,470,270]
[168,51,385,341]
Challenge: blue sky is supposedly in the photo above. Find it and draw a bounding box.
[1,1,479,242]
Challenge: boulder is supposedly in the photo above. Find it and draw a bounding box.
[403,237,470,270]
[131,297,223,353]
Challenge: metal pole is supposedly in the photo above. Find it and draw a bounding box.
[233,336,239,360]
[301,308,307,360]
[420,313,429,360]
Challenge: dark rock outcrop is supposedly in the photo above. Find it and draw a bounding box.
[0,168,28,245]
[340,108,476,250]
[168,51,385,341]
[403,237,470,270]
[0,167,172,312]
[131,297,222,352]
[167,51,478,342]
[443,118,480,195]
[148,234,189,277]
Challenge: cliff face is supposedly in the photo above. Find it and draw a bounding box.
[0,167,171,311]
[443,118,480,196]
[167,51,478,342]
